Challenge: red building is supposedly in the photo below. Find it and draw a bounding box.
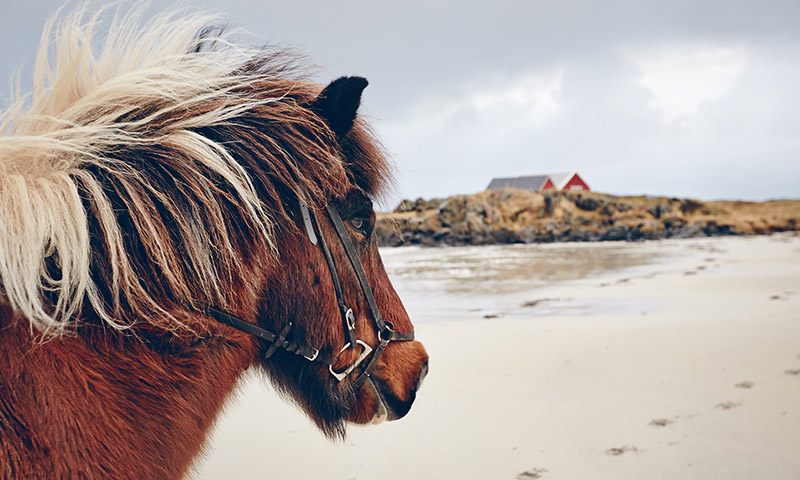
[548,171,590,191]
[486,171,589,193]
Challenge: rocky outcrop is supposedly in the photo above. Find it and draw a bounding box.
[376,190,800,247]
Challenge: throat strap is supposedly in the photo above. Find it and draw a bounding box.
[205,306,319,361]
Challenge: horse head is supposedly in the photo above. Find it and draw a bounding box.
[243,77,428,437]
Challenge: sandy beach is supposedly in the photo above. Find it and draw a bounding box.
[192,234,800,480]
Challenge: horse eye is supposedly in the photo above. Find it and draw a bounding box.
[349,218,365,231]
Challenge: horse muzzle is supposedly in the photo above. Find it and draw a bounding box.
[360,358,428,424]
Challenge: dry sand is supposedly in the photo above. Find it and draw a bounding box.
[192,234,800,480]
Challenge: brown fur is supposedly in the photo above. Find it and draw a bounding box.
[0,8,427,478]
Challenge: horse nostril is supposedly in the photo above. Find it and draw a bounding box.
[416,361,429,390]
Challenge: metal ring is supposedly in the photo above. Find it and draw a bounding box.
[303,348,319,362]
[328,340,373,382]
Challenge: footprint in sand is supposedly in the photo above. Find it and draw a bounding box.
[734,381,754,389]
[649,417,676,427]
[769,292,796,300]
[605,446,639,456]
[516,467,547,479]
[521,298,559,308]
[715,401,743,410]
[785,369,800,376]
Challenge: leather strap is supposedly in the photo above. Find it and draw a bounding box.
[311,207,358,347]
[325,205,415,343]
[205,306,319,361]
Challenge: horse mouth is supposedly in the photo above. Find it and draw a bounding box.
[364,377,389,424]
[363,361,427,424]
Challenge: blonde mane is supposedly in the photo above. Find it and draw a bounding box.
[0,6,380,335]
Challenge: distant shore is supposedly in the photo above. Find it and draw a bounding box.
[376,190,800,246]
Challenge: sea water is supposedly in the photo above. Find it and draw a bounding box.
[379,239,707,322]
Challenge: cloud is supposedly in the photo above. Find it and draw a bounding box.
[376,67,566,201]
[467,69,564,117]
[385,66,565,143]
[626,43,747,124]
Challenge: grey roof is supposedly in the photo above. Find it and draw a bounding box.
[486,175,550,191]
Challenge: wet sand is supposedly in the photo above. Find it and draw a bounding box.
[191,234,800,480]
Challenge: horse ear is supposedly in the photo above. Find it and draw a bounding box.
[311,76,368,136]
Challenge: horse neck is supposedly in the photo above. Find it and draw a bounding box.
[0,306,257,479]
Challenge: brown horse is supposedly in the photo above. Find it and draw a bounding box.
[0,7,428,479]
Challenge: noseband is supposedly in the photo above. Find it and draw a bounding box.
[206,201,414,388]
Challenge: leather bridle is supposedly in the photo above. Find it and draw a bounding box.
[205,200,414,388]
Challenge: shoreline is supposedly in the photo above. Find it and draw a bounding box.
[192,234,800,479]
[377,190,800,247]
[380,235,721,323]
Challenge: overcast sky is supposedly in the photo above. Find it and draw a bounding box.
[2,1,799,205]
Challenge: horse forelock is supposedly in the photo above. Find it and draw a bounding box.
[0,6,390,336]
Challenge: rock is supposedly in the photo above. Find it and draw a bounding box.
[662,216,686,230]
[465,211,490,234]
[375,227,403,246]
[543,192,557,216]
[669,223,706,239]
[703,221,736,236]
[628,225,646,241]
[562,229,601,242]
[639,220,666,239]
[438,197,467,227]
[648,202,672,219]
[574,194,602,211]
[516,226,539,243]
[602,226,631,241]
[598,204,614,216]
[614,202,632,212]
[680,198,704,214]
[394,199,415,213]
[491,228,518,244]
[427,198,444,210]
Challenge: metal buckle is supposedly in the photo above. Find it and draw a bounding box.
[329,340,373,382]
[304,348,319,362]
[345,308,356,331]
[378,322,395,347]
